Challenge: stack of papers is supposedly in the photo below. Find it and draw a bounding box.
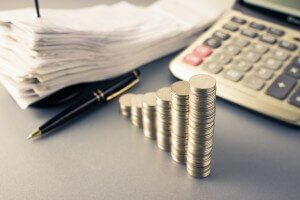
[0,0,230,109]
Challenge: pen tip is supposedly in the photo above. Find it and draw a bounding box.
[27,129,42,140]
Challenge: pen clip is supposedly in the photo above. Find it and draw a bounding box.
[105,71,139,101]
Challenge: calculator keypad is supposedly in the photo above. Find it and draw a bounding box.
[181,15,299,104]
[175,11,300,124]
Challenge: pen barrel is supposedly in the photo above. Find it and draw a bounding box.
[40,94,101,134]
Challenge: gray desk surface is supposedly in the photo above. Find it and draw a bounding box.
[0,1,300,200]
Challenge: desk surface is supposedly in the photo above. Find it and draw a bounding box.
[1,1,300,200]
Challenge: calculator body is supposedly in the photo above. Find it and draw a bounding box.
[170,0,300,126]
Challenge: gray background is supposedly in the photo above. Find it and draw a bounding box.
[0,1,299,200]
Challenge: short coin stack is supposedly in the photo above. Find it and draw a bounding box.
[131,94,143,128]
[119,93,135,117]
[156,87,172,151]
[142,93,157,139]
[170,81,190,164]
[187,74,216,178]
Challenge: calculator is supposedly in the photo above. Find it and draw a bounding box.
[170,0,300,126]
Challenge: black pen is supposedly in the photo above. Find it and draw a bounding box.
[34,0,41,18]
[27,70,140,139]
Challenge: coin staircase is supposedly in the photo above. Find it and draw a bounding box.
[118,74,217,178]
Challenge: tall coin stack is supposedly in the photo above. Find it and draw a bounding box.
[187,74,216,178]
[119,93,134,117]
[131,94,143,128]
[171,81,190,164]
[156,87,172,151]
[142,92,157,139]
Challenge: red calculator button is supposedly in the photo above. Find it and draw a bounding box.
[183,54,203,66]
[193,45,212,57]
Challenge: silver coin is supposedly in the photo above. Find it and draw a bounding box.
[186,74,217,179]
[189,74,216,91]
[119,93,135,117]
[156,87,172,101]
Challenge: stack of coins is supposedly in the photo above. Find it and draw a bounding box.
[171,81,190,164]
[119,93,134,117]
[142,92,157,139]
[131,94,143,127]
[187,74,216,178]
[156,87,172,151]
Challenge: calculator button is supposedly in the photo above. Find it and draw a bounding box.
[213,53,232,64]
[279,40,297,51]
[233,60,252,72]
[285,64,300,79]
[249,22,266,30]
[267,27,285,36]
[222,24,238,32]
[203,38,222,49]
[250,43,269,54]
[233,37,250,47]
[260,34,277,44]
[231,17,247,25]
[202,62,223,74]
[254,67,274,80]
[269,49,290,61]
[241,29,258,38]
[266,74,297,100]
[193,45,212,58]
[242,75,265,90]
[213,31,230,41]
[183,54,203,66]
[292,56,300,66]
[289,90,300,108]
[262,57,282,70]
[241,51,261,63]
[223,69,244,82]
[223,45,241,55]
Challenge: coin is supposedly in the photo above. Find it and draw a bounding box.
[131,94,143,128]
[171,81,190,164]
[187,74,216,178]
[142,92,157,139]
[156,87,172,151]
[119,93,135,117]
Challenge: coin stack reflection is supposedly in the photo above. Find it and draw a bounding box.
[131,94,143,127]
[119,93,134,117]
[142,92,157,139]
[187,74,216,178]
[171,81,190,164]
[156,87,172,151]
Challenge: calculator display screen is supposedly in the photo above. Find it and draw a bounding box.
[244,0,300,18]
